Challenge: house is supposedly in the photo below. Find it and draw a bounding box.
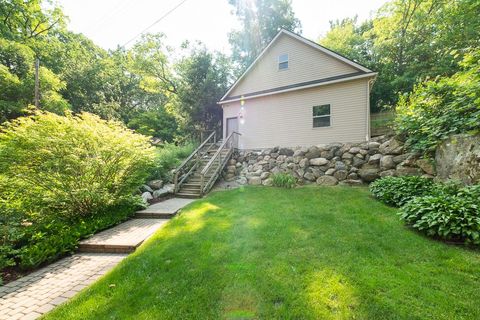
[218,29,377,150]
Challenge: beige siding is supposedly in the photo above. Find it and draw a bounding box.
[229,34,358,97]
[223,79,369,149]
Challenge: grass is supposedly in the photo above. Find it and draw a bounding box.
[44,186,480,319]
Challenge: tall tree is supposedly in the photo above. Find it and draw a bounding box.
[319,0,480,111]
[173,43,232,137]
[228,0,301,71]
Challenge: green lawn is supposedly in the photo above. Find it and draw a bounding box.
[45,186,480,319]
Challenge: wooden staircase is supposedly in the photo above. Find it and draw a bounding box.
[173,131,241,198]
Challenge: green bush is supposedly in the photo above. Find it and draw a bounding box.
[0,111,155,272]
[395,49,480,154]
[369,176,436,207]
[272,173,296,189]
[16,198,141,269]
[150,142,195,181]
[399,185,480,244]
[0,111,156,217]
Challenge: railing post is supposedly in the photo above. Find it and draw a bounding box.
[174,171,179,193]
[200,173,205,196]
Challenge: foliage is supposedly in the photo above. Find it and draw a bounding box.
[173,43,231,136]
[45,187,480,319]
[127,105,178,141]
[0,111,156,217]
[395,49,480,153]
[399,185,480,244]
[228,0,301,71]
[0,38,69,120]
[319,0,480,111]
[16,199,140,269]
[271,172,296,188]
[149,142,196,181]
[369,176,435,207]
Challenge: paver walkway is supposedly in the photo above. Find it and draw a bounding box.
[0,253,126,320]
[0,197,195,319]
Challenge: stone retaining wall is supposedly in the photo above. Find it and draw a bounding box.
[223,135,435,186]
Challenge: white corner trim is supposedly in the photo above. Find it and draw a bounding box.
[220,29,373,101]
[218,72,377,105]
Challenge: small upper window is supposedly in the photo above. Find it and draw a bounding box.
[313,104,331,127]
[278,54,288,70]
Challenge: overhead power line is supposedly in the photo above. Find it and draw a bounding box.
[121,0,189,48]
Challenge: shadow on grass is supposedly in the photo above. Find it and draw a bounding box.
[46,186,480,320]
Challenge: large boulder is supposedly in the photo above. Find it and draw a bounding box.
[395,165,422,176]
[147,180,163,190]
[309,158,329,166]
[305,146,321,159]
[416,159,436,175]
[316,175,338,186]
[279,147,294,156]
[333,170,348,181]
[140,184,154,193]
[435,134,480,185]
[248,176,262,185]
[368,154,382,165]
[153,184,174,198]
[379,137,404,155]
[380,155,395,170]
[358,168,380,182]
[141,192,153,202]
[304,172,316,181]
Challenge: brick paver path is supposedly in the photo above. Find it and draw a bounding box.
[0,253,126,320]
[0,198,193,319]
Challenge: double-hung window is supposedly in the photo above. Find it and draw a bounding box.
[278,54,288,70]
[313,104,331,127]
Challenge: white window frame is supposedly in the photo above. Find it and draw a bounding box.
[278,54,289,70]
[312,104,331,128]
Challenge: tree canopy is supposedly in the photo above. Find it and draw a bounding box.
[319,0,480,111]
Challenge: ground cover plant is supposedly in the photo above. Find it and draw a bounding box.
[400,184,480,245]
[0,111,155,273]
[369,176,436,207]
[271,172,296,188]
[370,176,480,245]
[45,187,480,319]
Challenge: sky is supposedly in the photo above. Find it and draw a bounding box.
[58,0,388,53]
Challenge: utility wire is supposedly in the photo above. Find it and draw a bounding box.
[86,0,133,34]
[121,0,189,48]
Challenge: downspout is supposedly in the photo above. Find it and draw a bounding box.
[366,78,376,141]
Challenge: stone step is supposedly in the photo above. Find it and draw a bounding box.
[135,198,195,219]
[78,218,168,253]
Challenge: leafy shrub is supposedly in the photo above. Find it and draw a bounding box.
[369,176,436,207]
[395,49,480,153]
[0,111,156,217]
[272,173,297,189]
[16,198,141,269]
[399,185,480,244]
[0,111,155,273]
[150,142,195,181]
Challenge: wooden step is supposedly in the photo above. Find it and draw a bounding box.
[176,192,201,199]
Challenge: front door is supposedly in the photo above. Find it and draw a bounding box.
[226,117,239,147]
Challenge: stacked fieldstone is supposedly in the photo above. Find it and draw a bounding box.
[223,135,436,186]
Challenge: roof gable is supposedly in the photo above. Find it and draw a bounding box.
[221,29,373,102]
